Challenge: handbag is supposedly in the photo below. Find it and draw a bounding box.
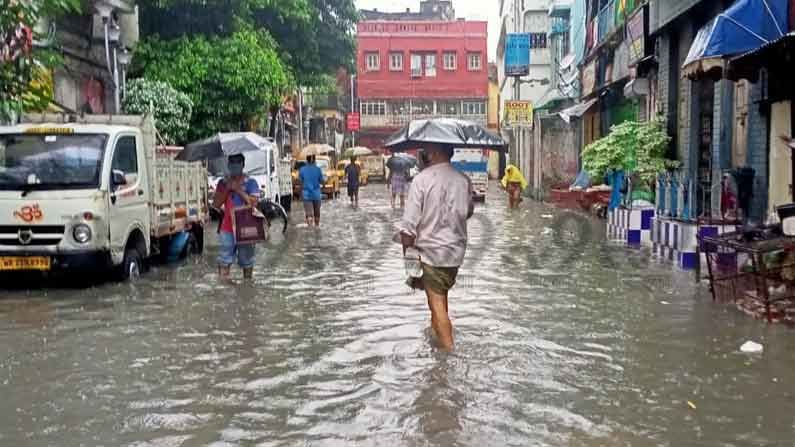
[231,205,268,244]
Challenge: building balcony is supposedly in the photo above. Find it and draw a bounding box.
[589,0,639,50]
[361,113,487,129]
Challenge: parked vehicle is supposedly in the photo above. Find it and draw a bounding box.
[336,160,368,186]
[207,141,292,218]
[0,114,208,280]
[451,148,488,201]
[292,155,339,199]
[360,154,385,182]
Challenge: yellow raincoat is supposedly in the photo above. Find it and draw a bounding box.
[501,165,528,190]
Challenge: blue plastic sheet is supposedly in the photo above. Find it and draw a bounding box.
[684,0,787,67]
[608,171,624,211]
[571,170,591,189]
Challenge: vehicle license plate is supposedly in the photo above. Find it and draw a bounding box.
[0,256,51,271]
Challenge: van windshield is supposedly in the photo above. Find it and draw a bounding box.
[0,134,107,190]
[208,150,270,177]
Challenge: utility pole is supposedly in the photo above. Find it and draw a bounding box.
[297,88,303,150]
[513,0,522,171]
[350,74,356,148]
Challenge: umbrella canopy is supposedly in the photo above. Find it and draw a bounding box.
[386,153,417,172]
[299,144,334,158]
[385,118,508,151]
[343,146,374,158]
[682,0,787,80]
[176,132,273,162]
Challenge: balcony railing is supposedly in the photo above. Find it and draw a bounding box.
[361,113,487,128]
[589,0,639,49]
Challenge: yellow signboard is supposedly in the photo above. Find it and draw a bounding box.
[505,101,533,126]
[24,127,74,135]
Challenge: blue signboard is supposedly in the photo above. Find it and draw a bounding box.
[505,33,530,77]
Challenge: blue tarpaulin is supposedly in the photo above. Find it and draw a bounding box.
[683,0,787,77]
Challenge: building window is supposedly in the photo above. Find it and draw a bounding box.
[365,52,380,71]
[529,33,547,49]
[425,54,437,77]
[468,53,482,71]
[410,53,423,77]
[463,101,486,116]
[361,102,386,115]
[443,52,457,70]
[389,52,403,71]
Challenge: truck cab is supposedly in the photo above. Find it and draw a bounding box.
[451,148,489,202]
[0,114,207,280]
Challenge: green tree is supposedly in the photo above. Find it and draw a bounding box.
[0,0,81,122]
[122,78,193,144]
[136,0,357,86]
[130,29,292,140]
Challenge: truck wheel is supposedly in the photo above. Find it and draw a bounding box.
[182,231,201,258]
[118,247,142,281]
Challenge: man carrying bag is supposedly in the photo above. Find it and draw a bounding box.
[212,154,266,281]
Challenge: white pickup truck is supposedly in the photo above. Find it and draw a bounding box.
[451,148,488,201]
[0,113,208,280]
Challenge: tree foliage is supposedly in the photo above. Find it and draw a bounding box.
[130,29,292,140]
[136,0,357,86]
[582,118,679,190]
[0,0,80,122]
[122,78,193,144]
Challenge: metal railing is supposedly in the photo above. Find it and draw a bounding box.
[361,113,487,128]
[596,0,616,45]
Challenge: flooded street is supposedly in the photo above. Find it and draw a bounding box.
[2,183,795,446]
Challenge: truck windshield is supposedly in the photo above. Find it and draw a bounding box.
[208,150,270,177]
[0,134,107,190]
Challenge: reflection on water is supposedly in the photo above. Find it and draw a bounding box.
[1,183,795,446]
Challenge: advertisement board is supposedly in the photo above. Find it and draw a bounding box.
[505,101,533,126]
[505,33,530,77]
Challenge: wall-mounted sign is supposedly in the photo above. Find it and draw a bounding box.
[626,7,645,65]
[505,101,533,126]
[582,60,597,96]
[505,33,530,77]
[346,112,360,132]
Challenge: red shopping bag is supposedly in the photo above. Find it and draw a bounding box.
[232,206,268,244]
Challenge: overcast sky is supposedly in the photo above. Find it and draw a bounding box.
[355,0,500,62]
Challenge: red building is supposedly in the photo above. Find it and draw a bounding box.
[355,17,489,152]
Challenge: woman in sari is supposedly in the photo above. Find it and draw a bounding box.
[501,164,528,209]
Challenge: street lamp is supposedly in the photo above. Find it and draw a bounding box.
[117,47,132,101]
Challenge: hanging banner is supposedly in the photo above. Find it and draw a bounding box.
[505,33,530,77]
[626,7,645,65]
[346,112,360,132]
[582,60,597,96]
[505,101,533,126]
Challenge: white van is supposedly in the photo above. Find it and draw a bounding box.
[0,114,208,280]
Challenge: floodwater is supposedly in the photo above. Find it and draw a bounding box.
[1,183,795,446]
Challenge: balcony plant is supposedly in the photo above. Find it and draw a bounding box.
[581,117,678,194]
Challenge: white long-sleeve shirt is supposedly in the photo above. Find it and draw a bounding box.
[397,162,473,267]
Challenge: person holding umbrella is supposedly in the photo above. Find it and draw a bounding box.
[397,143,474,351]
[386,154,414,209]
[211,154,261,281]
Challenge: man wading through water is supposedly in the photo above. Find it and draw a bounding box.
[397,143,474,351]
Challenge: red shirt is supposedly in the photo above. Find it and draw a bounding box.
[216,178,260,233]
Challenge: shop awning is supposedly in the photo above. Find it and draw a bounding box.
[535,89,568,112]
[558,98,598,123]
[623,78,650,98]
[682,0,788,80]
[729,32,795,82]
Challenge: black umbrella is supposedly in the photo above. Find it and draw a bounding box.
[386,153,417,172]
[176,132,275,162]
[384,118,507,151]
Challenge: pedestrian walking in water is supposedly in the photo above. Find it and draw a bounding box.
[300,155,324,227]
[397,143,474,351]
[501,164,527,209]
[212,154,261,281]
[388,166,408,209]
[345,156,361,208]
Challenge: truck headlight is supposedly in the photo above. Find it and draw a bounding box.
[73,224,92,243]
